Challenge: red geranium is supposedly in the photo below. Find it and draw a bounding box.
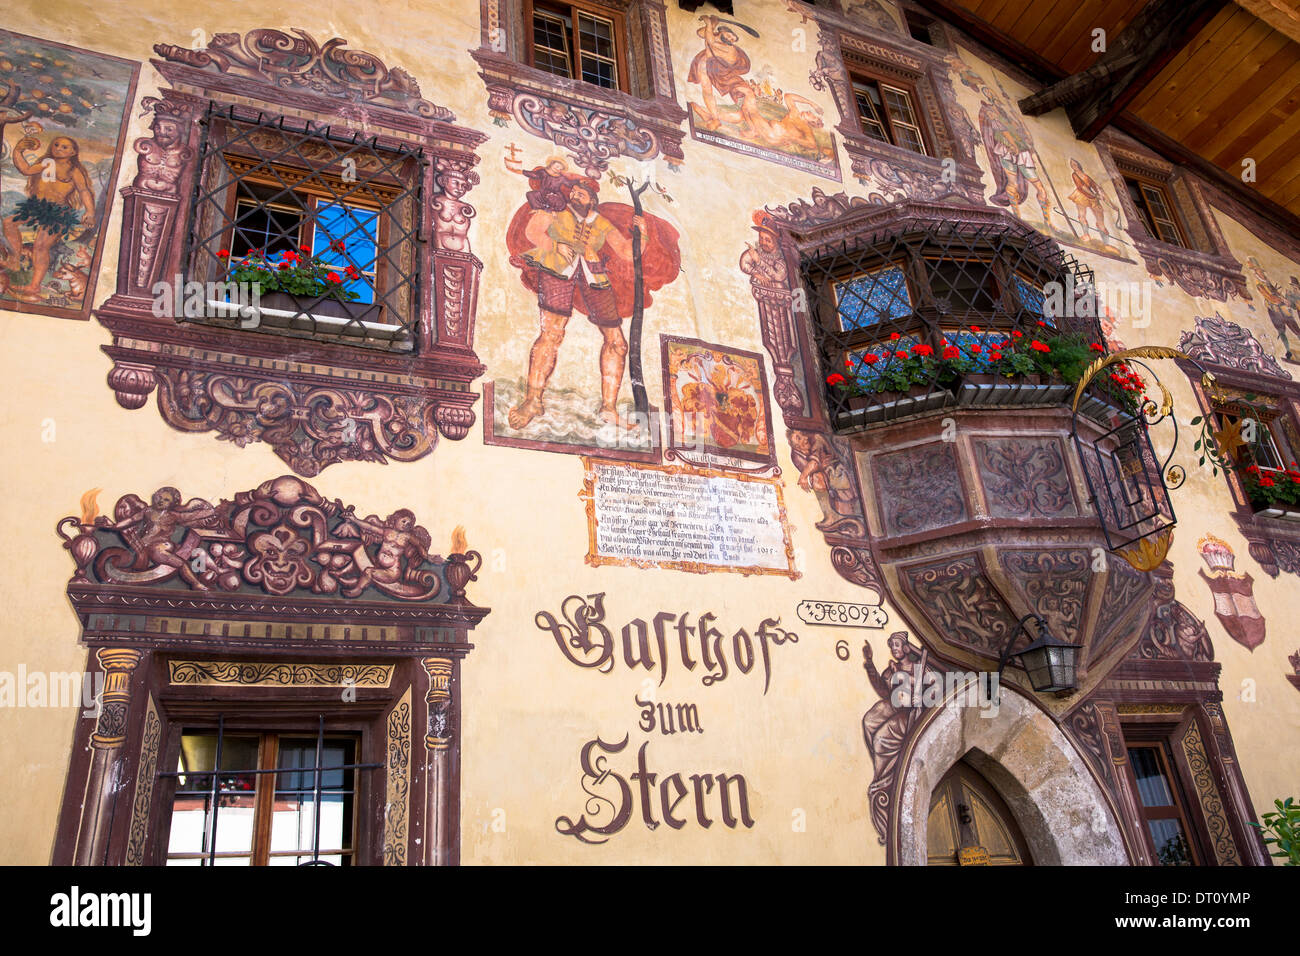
[970,344,982,354]
[889,332,901,341]
[989,351,1003,361]
[826,373,846,386]
[970,325,982,333]
[327,272,343,284]
[943,345,960,360]
[1030,340,1050,353]
[217,248,230,258]
[862,353,880,365]
[895,350,910,360]
[911,343,934,357]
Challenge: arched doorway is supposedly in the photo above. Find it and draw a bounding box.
[927,760,1033,865]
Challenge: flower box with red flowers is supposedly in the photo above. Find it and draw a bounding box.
[207,245,396,343]
[1242,465,1300,519]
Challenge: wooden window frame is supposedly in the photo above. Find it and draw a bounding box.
[164,728,364,866]
[1120,721,1215,866]
[220,165,393,316]
[154,706,386,867]
[849,71,931,156]
[1124,173,1189,249]
[524,0,630,94]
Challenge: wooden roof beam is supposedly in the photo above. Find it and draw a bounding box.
[1233,0,1300,45]
[1018,0,1228,141]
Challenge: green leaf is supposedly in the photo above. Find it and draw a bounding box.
[1191,416,1202,425]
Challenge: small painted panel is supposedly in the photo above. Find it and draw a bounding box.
[873,443,966,537]
[974,436,1078,519]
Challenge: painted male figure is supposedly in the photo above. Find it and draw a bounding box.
[508,178,644,429]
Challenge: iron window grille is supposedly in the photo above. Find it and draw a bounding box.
[159,714,382,867]
[183,103,426,353]
[800,216,1101,426]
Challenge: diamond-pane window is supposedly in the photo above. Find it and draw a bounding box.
[835,264,912,331]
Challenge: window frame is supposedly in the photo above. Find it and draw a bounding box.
[1124,174,1189,249]
[1123,740,1201,865]
[1118,719,1217,867]
[153,704,388,868]
[524,0,631,94]
[849,70,932,157]
[163,724,369,867]
[186,105,425,348]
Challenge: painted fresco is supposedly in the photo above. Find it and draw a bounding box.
[685,13,840,180]
[0,31,137,319]
[485,151,681,460]
[2,0,1299,870]
[948,51,1135,265]
[662,336,776,471]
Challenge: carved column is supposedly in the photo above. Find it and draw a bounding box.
[421,656,457,865]
[75,648,142,866]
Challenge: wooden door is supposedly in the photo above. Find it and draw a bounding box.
[927,760,1033,866]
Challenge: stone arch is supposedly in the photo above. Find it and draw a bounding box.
[894,687,1129,865]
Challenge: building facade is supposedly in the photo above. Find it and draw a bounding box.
[1,0,1297,865]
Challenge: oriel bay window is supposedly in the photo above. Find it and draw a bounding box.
[527,0,628,91]
[809,219,1081,422]
[186,104,423,350]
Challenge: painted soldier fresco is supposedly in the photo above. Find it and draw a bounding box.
[1246,256,1300,362]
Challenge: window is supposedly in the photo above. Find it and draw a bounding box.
[188,104,424,350]
[851,75,928,154]
[1125,176,1187,248]
[162,718,378,866]
[1213,402,1295,472]
[527,0,627,91]
[1125,742,1199,865]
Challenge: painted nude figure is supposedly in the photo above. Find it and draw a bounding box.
[432,165,477,254]
[2,130,96,299]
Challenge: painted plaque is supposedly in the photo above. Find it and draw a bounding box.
[581,458,797,578]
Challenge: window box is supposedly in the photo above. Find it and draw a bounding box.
[1254,504,1300,522]
[834,383,953,427]
[954,372,1073,408]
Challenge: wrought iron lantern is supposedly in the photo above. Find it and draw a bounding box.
[997,614,1079,695]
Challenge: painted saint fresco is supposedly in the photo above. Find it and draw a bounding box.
[952,60,1132,264]
[663,337,775,470]
[0,31,138,319]
[486,155,682,458]
[686,14,840,180]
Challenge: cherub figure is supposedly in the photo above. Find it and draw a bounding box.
[514,155,577,214]
[94,487,218,589]
[339,507,435,597]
